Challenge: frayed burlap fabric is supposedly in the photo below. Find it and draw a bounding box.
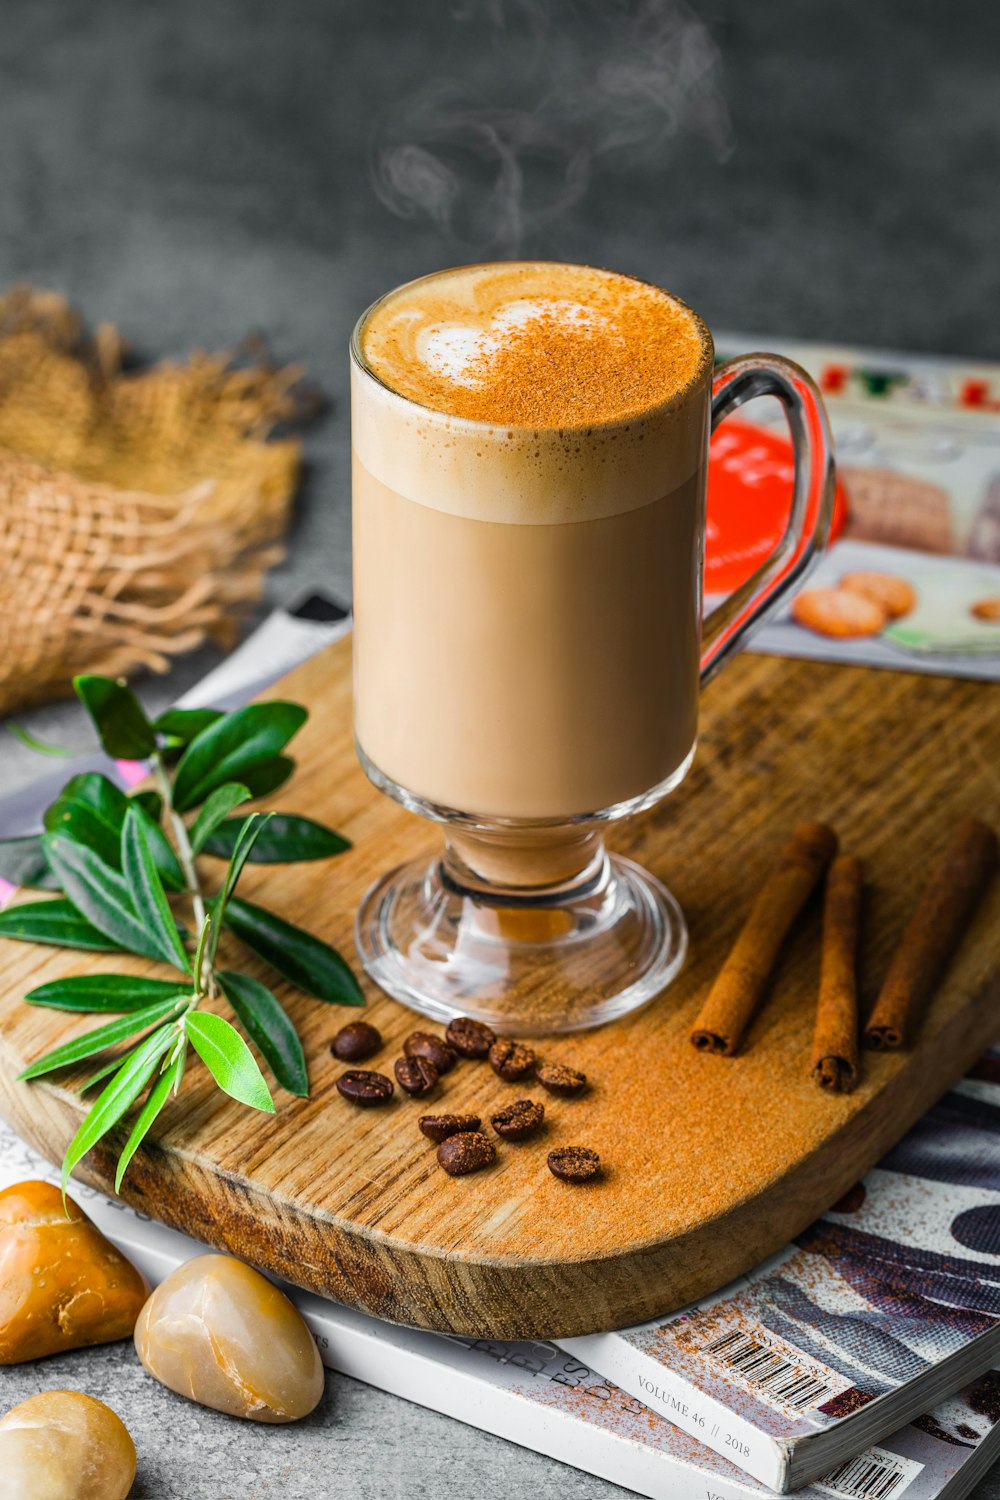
[0,285,317,715]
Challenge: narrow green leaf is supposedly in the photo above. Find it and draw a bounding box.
[114,1051,182,1191]
[130,789,163,822]
[188,783,251,855]
[239,755,295,799]
[0,898,123,951]
[42,834,175,964]
[18,995,185,1079]
[74,676,156,760]
[26,975,190,1012]
[203,814,351,864]
[171,702,307,812]
[152,708,223,745]
[185,1011,275,1112]
[206,814,270,964]
[217,970,308,1097]
[79,1055,125,1093]
[61,1026,175,1193]
[6,722,77,756]
[0,836,60,890]
[121,809,190,970]
[45,775,183,892]
[224,897,365,1006]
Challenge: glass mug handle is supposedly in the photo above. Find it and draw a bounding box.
[700,354,836,684]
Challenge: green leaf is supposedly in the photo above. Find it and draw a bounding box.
[6,722,77,756]
[206,814,270,965]
[203,814,351,864]
[0,898,123,951]
[152,708,223,745]
[26,975,190,1012]
[130,789,163,822]
[114,1051,182,1191]
[217,970,308,1097]
[185,1011,275,1112]
[121,809,190,971]
[74,676,157,760]
[171,702,307,812]
[79,1055,126,1093]
[0,836,60,890]
[188,783,251,855]
[45,775,183,892]
[42,834,180,965]
[18,995,185,1080]
[224,897,365,1006]
[61,1026,175,1193]
[239,755,295,799]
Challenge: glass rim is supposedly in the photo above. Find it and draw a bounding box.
[349,259,716,434]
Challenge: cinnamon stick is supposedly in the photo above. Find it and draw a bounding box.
[865,818,998,1050]
[691,821,839,1055]
[811,855,862,1092]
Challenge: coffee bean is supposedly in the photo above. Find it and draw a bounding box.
[547,1146,601,1183]
[536,1062,588,1098]
[404,1031,457,1075]
[436,1131,496,1177]
[394,1055,439,1097]
[490,1099,545,1141]
[445,1016,496,1059]
[336,1069,394,1107]
[331,1021,382,1064]
[489,1038,536,1082]
[418,1112,482,1143]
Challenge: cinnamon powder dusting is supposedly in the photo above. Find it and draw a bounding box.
[361,263,711,428]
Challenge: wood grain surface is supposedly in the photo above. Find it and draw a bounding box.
[0,637,997,1338]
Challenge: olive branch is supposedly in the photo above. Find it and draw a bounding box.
[0,676,363,1192]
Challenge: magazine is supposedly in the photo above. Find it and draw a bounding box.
[0,1117,997,1500]
[564,1049,1000,1492]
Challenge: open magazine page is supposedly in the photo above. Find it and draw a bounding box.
[712,338,1000,681]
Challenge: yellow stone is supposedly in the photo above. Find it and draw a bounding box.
[135,1253,325,1422]
[0,1180,148,1364]
[0,1389,136,1500]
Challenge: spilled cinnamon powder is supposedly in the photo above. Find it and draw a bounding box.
[360,262,711,428]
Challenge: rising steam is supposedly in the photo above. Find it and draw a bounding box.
[371,0,734,255]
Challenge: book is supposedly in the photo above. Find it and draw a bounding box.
[564,1048,1000,1492]
[0,1116,997,1500]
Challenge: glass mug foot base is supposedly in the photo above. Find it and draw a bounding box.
[354,844,688,1036]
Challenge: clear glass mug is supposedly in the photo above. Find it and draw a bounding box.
[351,263,835,1034]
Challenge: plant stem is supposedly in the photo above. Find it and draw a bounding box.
[152,754,207,933]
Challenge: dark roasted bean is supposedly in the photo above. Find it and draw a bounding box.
[394,1055,439,1097]
[445,1016,496,1059]
[489,1038,536,1082]
[336,1069,394,1107]
[436,1131,496,1177]
[490,1099,545,1141]
[418,1113,482,1143]
[547,1145,601,1183]
[404,1031,457,1075]
[536,1062,588,1098]
[331,1021,382,1064]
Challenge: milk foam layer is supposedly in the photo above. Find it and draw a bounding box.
[353,262,713,526]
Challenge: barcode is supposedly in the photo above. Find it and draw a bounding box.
[817,1449,923,1500]
[703,1328,834,1409]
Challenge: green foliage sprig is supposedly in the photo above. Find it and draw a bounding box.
[0,675,362,1192]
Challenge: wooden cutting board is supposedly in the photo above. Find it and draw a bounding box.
[0,637,997,1338]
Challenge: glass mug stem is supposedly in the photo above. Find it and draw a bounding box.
[352,268,835,1034]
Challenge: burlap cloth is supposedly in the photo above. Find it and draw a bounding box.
[0,285,319,716]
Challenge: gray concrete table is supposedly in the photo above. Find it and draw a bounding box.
[1,1,998,1495]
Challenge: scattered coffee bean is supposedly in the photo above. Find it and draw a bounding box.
[436,1131,496,1177]
[547,1146,601,1183]
[336,1069,394,1107]
[394,1055,439,1098]
[331,1021,382,1064]
[536,1062,588,1098]
[489,1038,536,1082]
[418,1113,481,1143]
[445,1016,496,1059]
[490,1099,545,1141]
[404,1031,457,1075]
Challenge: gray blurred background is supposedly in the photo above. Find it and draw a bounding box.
[1,3,998,1495]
